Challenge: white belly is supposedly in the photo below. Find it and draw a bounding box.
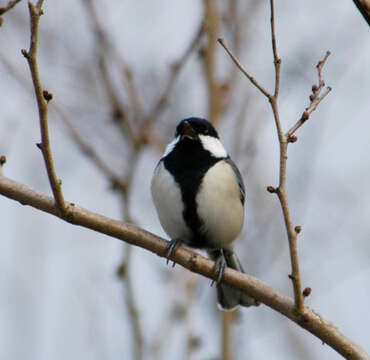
[151,162,191,241]
[196,161,244,249]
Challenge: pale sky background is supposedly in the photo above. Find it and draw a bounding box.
[1,1,370,359]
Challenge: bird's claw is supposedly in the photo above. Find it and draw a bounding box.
[211,252,227,286]
[165,239,182,267]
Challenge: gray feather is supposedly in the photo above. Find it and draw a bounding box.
[224,157,245,205]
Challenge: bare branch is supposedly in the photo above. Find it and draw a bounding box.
[0,175,368,359]
[0,0,22,17]
[82,0,137,142]
[143,19,205,131]
[219,1,333,315]
[203,0,222,125]
[118,244,143,360]
[21,0,67,216]
[287,51,331,138]
[269,0,281,98]
[52,105,127,192]
[267,0,304,314]
[217,38,271,99]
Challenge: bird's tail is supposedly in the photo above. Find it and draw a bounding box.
[207,249,257,310]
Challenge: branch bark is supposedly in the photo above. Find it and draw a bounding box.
[21,0,67,217]
[0,176,368,359]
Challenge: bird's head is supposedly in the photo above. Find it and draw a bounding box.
[161,117,227,159]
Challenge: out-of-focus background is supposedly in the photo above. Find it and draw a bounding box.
[1,1,369,359]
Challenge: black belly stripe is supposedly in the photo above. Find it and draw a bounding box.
[163,139,221,248]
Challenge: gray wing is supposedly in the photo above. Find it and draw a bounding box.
[224,157,245,205]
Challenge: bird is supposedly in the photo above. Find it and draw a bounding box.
[151,117,257,310]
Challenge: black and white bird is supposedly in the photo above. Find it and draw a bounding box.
[151,117,257,310]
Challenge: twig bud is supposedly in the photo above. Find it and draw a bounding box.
[0,8,5,15]
[267,186,276,193]
[309,94,317,102]
[42,90,53,102]
[116,264,126,278]
[295,225,302,234]
[0,17,3,27]
[312,84,318,92]
[303,287,311,297]
[302,111,310,120]
[36,142,43,150]
[0,155,6,165]
[21,49,29,58]
[288,135,298,143]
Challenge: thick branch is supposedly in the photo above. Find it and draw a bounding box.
[353,0,370,26]
[22,1,67,216]
[0,176,368,360]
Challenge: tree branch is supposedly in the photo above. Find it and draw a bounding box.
[0,0,22,19]
[143,19,205,133]
[287,51,332,138]
[217,38,271,99]
[21,0,67,217]
[52,104,127,192]
[219,1,334,318]
[266,0,305,314]
[203,0,222,125]
[0,175,368,359]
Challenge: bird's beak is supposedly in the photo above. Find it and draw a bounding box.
[181,121,198,141]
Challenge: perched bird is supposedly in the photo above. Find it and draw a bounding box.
[151,117,257,310]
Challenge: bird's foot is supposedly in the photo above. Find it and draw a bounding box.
[165,239,182,267]
[211,250,227,286]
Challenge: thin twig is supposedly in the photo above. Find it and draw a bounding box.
[269,0,281,98]
[113,149,143,360]
[52,105,127,192]
[0,0,22,16]
[82,0,137,142]
[218,38,271,99]
[287,51,331,137]
[119,244,144,360]
[0,176,368,360]
[203,0,222,125]
[22,0,68,217]
[143,19,205,131]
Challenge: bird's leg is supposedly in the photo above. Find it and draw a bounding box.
[165,238,182,266]
[211,249,227,286]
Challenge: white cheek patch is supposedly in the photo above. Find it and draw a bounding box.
[162,136,180,158]
[199,135,227,158]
